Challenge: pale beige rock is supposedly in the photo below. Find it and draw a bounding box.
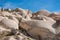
[32,10,50,19]
[1,11,12,17]
[1,17,18,29]
[0,16,4,21]
[20,15,56,40]
[0,26,10,34]
[25,10,32,17]
[14,8,26,17]
[1,34,35,40]
[14,8,32,19]
[0,8,60,40]
[49,13,60,20]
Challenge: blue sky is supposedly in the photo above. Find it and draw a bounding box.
[0,0,60,12]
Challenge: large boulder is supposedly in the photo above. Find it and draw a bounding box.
[1,17,18,30]
[19,15,56,40]
[0,16,19,35]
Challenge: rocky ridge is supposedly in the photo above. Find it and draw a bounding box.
[0,8,60,40]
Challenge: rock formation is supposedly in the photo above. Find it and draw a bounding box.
[0,8,60,40]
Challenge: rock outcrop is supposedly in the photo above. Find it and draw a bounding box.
[0,8,60,40]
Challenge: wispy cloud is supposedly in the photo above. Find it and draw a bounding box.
[3,2,18,8]
[3,2,12,8]
[2,1,25,9]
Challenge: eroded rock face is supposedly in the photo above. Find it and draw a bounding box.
[0,8,35,40]
[20,15,57,40]
[49,12,60,20]
[32,10,51,19]
[0,8,60,40]
[20,15,56,33]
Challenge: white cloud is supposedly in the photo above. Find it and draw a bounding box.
[3,2,25,9]
[3,2,18,8]
[3,2,11,8]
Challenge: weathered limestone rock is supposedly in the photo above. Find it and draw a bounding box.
[0,16,19,35]
[25,10,32,17]
[32,10,51,19]
[14,8,32,19]
[49,12,60,20]
[20,21,55,40]
[1,17,18,29]
[0,8,60,40]
[19,15,57,40]
[14,8,27,17]
[1,11,12,17]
